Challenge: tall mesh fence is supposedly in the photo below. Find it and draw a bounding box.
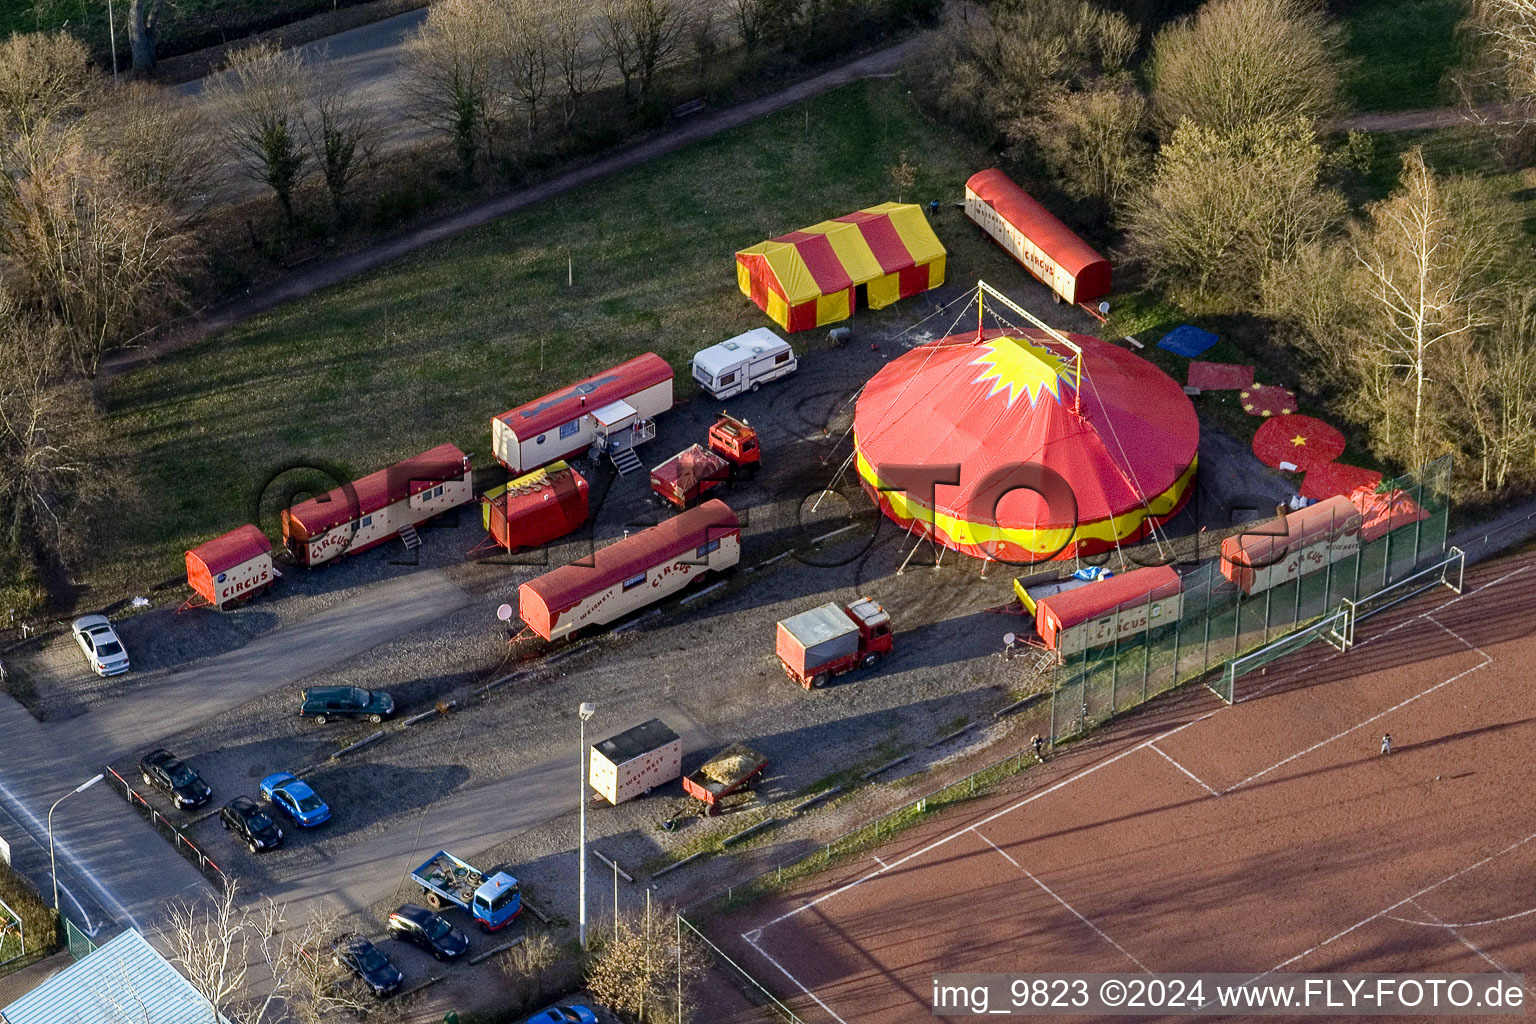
[1049,456,1452,740]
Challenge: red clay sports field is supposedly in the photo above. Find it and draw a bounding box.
[711,550,1536,1022]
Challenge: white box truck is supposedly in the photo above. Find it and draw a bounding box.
[692,328,797,399]
[588,719,682,804]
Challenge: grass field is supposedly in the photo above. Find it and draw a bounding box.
[99,78,1026,592]
[1339,0,1465,112]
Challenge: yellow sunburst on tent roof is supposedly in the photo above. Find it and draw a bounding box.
[969,335,1073,409]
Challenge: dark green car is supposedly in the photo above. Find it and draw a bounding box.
[300,685,395,725]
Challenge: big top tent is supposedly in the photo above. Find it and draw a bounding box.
[853,326,1199,563]
[735,202,946,333]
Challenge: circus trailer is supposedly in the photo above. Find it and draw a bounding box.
[692,328,797,399]
[1220,495,1363,596]
[282,444,474,567]
[735,202,946,333]
[588,718,682,805]
[1033,565,1183,657]
[185,524,274,610]
[964,169,1112,307]
[480,461,590,552]
[491,353,674,476]
[517,499,741,642]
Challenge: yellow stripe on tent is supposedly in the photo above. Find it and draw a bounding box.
[865,273,902,309]
[766,291,791,329]
[816,291,851,326]
[855,448,1198,557]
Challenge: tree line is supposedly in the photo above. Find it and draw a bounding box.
[913,0,1536,500]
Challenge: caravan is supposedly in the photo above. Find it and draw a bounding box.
[692,328,797,399]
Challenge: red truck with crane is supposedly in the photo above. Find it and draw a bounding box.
[649,413,760,510]
[776,597,893,688]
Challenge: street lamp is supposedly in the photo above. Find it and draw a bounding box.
[577,701,596,948]
[49,773,104,913]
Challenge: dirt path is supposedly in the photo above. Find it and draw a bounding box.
[1337,102,1510,132]
[102,38,917,383]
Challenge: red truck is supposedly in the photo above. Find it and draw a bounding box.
[649,414,760,510]
[776,597,893,688]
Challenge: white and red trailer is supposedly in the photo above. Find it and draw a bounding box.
[1033,565,1183,657]
[1220,495,1362,596]
[491,353,674,474]
[185,524,275,610]
[964,169,1112,307]
[517,499,741,642]
[588,718,683,805]
[282,443,474,567]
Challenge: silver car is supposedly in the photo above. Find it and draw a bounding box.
[70,614,129,676]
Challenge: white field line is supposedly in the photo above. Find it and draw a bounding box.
[1256,828,1536,982]
[1406,898,1513,976]
[869,853,887,869]
[1148,742,1219,797]
[742,928,852,1024]
[1385,906,1536,929]
[1222,618,1493,794]
[975,830,1149,973]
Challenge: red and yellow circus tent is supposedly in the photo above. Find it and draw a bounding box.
[735,202,946,333]
[854,326,1199,563]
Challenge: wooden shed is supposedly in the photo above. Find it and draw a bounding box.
[185,524,274,610]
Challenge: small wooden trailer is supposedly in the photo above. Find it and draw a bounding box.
[588,718,682,805]
[683,742,768,816]
[479,460,589,552]
[282,444,474,566]
[1220,495,1362,596]
[517,499,741,642]
[184,524,275,610]
[1033,565,1183,657]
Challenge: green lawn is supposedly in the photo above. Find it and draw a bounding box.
[1340,0,1466,112]
[100,78,1023,591]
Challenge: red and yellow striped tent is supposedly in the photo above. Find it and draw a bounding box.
[735,202,947,333]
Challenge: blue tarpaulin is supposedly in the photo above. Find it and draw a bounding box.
[1158,325,1218,357]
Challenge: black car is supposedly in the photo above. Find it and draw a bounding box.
[219,796,284,853]
[300,686,395,725]
[332,935,403,998]
[387,903,470,961]
[137,749,212,809]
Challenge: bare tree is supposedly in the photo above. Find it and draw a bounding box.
[501,930,559,1006]
[301,64,385,217]
[1349,148,1513,469]
[727,0,765,51]
[128,0,163,73]
[1148,0,1346,136]
[1017,84,1150,213]
[205,42,313,220]
[586,912,707,1024]
[549,0,606,129]
[887,150,916,202]
[1445,292,1536,491]
[501,0,553,138]
[0,136,189,377]
[1124,117,1344,311]
[1260,239,1360,389]
[402,0,504,178]
[84,80,223,226]
[0,31,93,141]
[599,0,691,104]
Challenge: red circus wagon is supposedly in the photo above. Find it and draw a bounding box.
[964,169,1112,307]
[479,460,590,552]
[517,499,741,642]
[282,443,474,567]
[1033,565,1183,656]
[185,524,275,610]
[1220,495,1362,596]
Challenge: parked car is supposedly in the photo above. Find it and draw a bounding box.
[70,614,129,676]
[219,796,283,852]
[300,685,395,725]
[137,749,211,809]
[331,934,402,998]
[387,904,469,961]
[258,772,331,827]
[524,1006,598,1024]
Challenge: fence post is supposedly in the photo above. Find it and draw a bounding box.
[1142,591,1151,702]
[1171,614,1181,686]
[1203,567,1213,671]
[1263,587,1272,646]
[1232,588,1242,659]
[1109,604,1120,715]
[1292,562,1301,630]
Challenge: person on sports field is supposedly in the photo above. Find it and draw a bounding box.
[1381,733,1392,755]
[1032,734,1045,762]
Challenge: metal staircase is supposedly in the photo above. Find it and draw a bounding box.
[611,447,644,476]
[399,524,422,550]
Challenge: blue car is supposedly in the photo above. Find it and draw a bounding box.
[524,1006,598,1024]
[258,772,331,827]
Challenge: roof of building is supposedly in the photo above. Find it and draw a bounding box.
[284,443,469,538]
[186,524,271,573]
[593,718,681,765]
[1036,565,1183,630]
[495,353,674,441]
[965,169,1110,282]
[1,928,226,1024]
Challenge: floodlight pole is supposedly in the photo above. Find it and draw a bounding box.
[49,773,104,913]
[578,701,597,947]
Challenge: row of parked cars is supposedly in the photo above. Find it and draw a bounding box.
[136,748,332,852]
